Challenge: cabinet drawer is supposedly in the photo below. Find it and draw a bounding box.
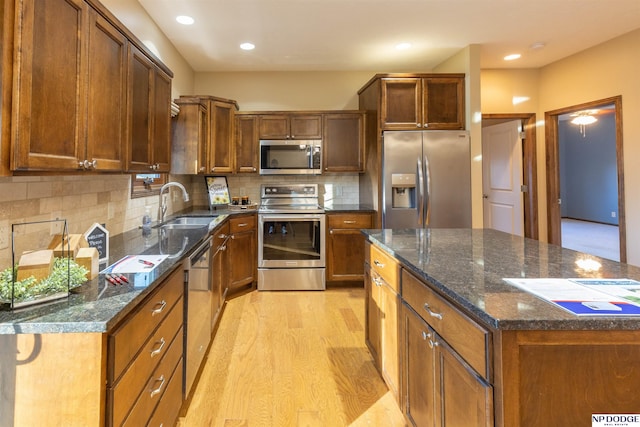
[147,357,184,427]
[229,214,257,233]
[110,297,183,425]
[328,213,373,229]
[110,267,184,383]
[121,326,184,427]
[402,269,489,378]
[367,244,399,293]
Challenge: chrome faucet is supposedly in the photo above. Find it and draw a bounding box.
[158,182,190,224]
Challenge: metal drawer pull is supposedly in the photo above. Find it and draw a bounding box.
[343,220,356,224]
[150,337,166,358]
[428,338,439,349]
[237,223,248,227]
[421,331,431,341]
[151,300,167,316]
[373,260,385,268]
[149,375,166,398]
[373,276,383,286]
[423,303,443,320]
[218,233,227,239]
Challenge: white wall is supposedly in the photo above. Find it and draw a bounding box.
[481,29,640,265]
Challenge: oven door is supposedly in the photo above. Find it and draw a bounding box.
[258,213,325,268]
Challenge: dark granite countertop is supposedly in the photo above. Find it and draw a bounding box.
[364,228,640,331]
[323,203,375,213]
[0,210,244,334]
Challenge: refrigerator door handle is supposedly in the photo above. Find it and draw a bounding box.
[424,155,432,226]
[417,157,424,226]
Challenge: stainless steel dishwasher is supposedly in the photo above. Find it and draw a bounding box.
[184,236,213,396]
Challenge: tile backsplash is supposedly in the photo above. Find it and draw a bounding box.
[190,174,360,208]
[0,173,358,268]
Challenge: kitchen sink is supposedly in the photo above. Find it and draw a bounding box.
[155,216,215,229]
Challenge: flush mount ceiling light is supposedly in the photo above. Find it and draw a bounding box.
[504,53,521,61]
[240,42,255,51]
[176,15,194,25]
[570,111,598,137]
[395,42,412,50]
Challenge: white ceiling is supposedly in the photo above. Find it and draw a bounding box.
[137,0,640,72]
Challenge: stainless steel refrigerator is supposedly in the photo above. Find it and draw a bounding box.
[382,130,471,229]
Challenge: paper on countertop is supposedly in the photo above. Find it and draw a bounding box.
[503,278,640,316]
[102,255,169,274]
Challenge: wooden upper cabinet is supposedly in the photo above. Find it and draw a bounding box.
[234,114,259,173]
[86,10,127,172]
[152,70,172,172]
[208,100,236,174]
[323,112,365,172]
[380,78,421,130]
[258,113,322,139]
[126,45,172,173]
[380,75,465,130]
[422,77,465,130]
[11,0,88,171]
[171,99,208,174]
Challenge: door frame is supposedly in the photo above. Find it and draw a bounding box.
[544,95,626,263]
[482,113,538,240]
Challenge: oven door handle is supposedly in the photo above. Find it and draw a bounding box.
[260,215,324,222]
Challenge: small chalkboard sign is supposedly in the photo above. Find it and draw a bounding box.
[84,223,109,264]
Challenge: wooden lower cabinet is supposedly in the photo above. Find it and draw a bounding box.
[107,266,185,426]
[326,212,373,282]
[365,242,400,400]
[212,222,230,328]
[227,214,257,291]
[401,302,493,427]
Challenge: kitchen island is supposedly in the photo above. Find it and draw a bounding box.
[363,228,640,426]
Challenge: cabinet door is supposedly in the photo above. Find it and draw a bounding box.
[258,114,289,139]
[323,113,364,172]
[290,114,322,139]
[365,265,382,365]
[209,101,234,173]
[86,10,127,171]
[12,0,88,170]
[170,101,208,174]
[380,78,421,130]
[228,231,256,289]
[235,115,259,173]
[422,77,465,130]
[436,336,493,427]
[152,70,172,172]
[127,45,154,172]
[402,303,437,427]
[381,281,399,399]
[327,228,367,281]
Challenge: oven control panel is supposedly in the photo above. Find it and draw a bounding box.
[261,184,318,198]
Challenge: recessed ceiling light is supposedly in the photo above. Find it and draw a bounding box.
[176,15,194,25]
[504,53,521,61]
[395,42,412,50]
[529,42,546,50]
[240,42,255,51]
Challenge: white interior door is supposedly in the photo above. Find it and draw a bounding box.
[482,120,524,236]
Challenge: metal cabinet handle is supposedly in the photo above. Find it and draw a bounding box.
[423,303,443,320]
[343,220,356,224]
[199,166,206,172]
[253,167,257,172]
[373,260,385,268]
[150,337,166,357]
[428,338,439,349]
[421,331,431,341]
[149,375,166,398]
[218,234,228,239]
[151,300,167,316]
[373,277,383,287]
[238,223,248,227]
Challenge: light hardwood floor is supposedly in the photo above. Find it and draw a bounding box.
[177,288,407,427]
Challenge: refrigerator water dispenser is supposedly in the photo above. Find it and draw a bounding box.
[391,174,416,208]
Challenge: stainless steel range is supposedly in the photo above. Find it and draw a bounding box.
[258,183,325,290]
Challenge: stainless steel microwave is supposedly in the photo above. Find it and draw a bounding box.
[259,140,322,175]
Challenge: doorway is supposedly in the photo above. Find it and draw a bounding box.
[482,113,538,239]
[545,96,626,263]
